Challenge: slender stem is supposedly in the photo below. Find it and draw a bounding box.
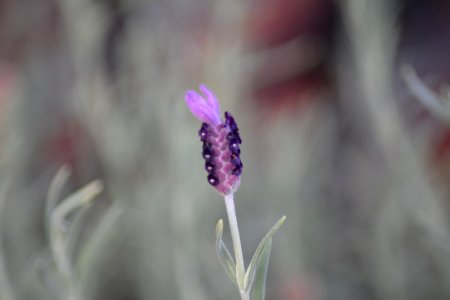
[224,193,249,300]
[0,183,15,300]
[240,291,250,300]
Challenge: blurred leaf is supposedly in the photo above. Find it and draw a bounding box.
[46,165,71,233]
[49,179,103,279]
[250,239,272,300]
[215,219,238,287]
[244,216,286,293]
[51,179,103,231]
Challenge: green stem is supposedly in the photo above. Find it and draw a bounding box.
[224,193,249,300]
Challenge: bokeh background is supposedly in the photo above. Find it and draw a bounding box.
[1,0,450,299]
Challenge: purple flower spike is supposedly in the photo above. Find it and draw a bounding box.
[185,85,243,196]
[185,84,221,126]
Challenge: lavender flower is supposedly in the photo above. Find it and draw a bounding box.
[185,84,242,195]
[185,84,284,300]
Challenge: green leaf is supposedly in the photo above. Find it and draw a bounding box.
[48,179,103,278]
[244,216,286,293]
[215,219,238,287]
[46,165,71,233]
[51,180,103,230]
[250,239,272,300]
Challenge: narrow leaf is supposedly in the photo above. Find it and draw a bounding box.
[250,239,272,300]
[215,219,238,286]
[49,180,103,278]
[51,180,104,230]
[244,216,286,292]
[46,165,71,233]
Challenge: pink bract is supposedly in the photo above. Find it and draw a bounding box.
[185,84,221,126]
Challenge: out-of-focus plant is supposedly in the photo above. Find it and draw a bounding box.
[185,84,285,300]
[44,166,123,300]
[402,65,450,125]
[46,166,103,300]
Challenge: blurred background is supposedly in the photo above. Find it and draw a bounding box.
[1,0,450,299]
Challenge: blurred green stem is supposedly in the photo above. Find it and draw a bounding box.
[224,193,249,300]
[0,183,14,300]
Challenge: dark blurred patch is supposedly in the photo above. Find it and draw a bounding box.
[398,0,450,195]
[245,0,336,116]
[103,0,127,81]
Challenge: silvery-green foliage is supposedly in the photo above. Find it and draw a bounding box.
[46,166,104,300]
[215,216,285,299]
[215,219,237,287]
[250,239,271,300]
[243,217,285,294]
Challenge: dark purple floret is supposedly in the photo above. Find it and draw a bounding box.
[232,162,243,176]
[202,141,212,150]
[230,153,240,164]
[202,147,214,162]
[207,174,219,186]
[199,123,209,142]
[227,132,242,144]
[225,112,238,132]
[230,146,240,155]
[205,162,215,173]
[229,141,240,152]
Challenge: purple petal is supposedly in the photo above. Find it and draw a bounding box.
[199,84,220,117]
[185,90,221,125]
[185,87,221,125]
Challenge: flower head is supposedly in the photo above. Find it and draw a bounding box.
[185,84,243,195]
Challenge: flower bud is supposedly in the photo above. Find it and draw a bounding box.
[185,85,243,195]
